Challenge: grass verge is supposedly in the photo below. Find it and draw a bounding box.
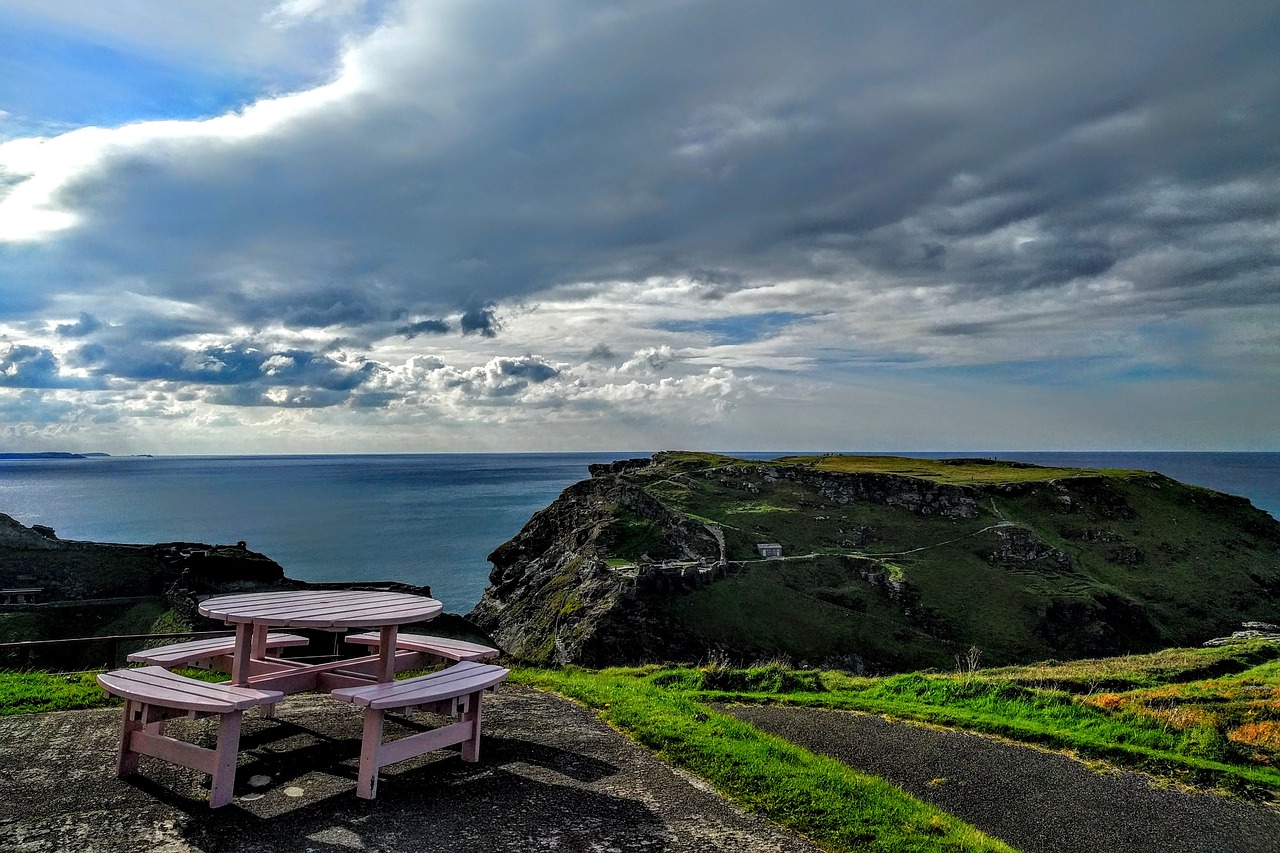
[0,667,229,715]
[515,666,1017,853]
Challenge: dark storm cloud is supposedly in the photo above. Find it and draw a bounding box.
[38,0,1266,328]
[55,312,101,337]
[0,344,60,386]
[460,304,500,338]
[396,318,451,338]
[64,342,106,367]
[493,357,559,384]
[0,343,99,388]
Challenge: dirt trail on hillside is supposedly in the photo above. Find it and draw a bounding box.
[720,704,1280,853]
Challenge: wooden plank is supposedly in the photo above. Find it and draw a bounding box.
[230,623,253,686]
[316,670,379,692]
[128,633,307,666]
[203,591,435,617]
[329,662,508,710]
[201,590,440,628]
[460,689,482,762]
[98,667,283,712]
[375,719,473,767]
[377,624,397,683]
[245,653,381,693]
[130,729,217,774]
[345,632,498,661]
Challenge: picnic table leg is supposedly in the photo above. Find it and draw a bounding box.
[357,707,385,800]
[230,623,254,687]
[253,623,281,717]
[252,623,270,661]
[460,690,484,762]
[209,710,244,808]
[377,624,398,683]
[116,699,142,776]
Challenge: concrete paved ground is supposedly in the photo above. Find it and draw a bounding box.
[724,704,1280,853]
[0,686,818,853]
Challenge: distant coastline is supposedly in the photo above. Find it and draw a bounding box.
[0,452,97,460]
[0,452,149,459]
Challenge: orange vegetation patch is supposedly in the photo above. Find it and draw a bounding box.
[1229,721,1280,752]
[1087,693,1126,713]
[1160,705,1218,730]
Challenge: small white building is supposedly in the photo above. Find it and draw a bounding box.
[756,543,783,558]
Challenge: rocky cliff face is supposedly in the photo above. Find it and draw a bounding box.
[0,512,291,605]
[468,453,1280,671]
[469,476,721,665]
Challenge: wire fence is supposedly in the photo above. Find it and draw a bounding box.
[0,630,353,672]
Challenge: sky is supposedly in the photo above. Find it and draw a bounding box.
[0,0,1277,454]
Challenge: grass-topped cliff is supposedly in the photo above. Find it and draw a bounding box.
[469,452,1280,670]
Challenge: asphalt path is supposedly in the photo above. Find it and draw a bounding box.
[721,704,1280,853]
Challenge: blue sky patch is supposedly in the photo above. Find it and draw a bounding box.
[0,18,256,129]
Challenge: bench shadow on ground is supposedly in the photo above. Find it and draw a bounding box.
[124,733,664,853]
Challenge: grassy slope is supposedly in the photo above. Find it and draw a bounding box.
[663,641,1280,798]
[624,452,1280,669]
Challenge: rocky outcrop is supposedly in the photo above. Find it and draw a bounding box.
[0,513,62,551]
[587,458,654,478]
[1203,622,1280,647]
[470,475,721,665]
[699,461,981,518]
[789,468,981,518]
[0,513,290,605]
[984,527,1074,573]
[1033,593,1159,656]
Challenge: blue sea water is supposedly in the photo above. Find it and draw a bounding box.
[0,452,1276,613]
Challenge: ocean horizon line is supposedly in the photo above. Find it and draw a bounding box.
[8,449,1279,459]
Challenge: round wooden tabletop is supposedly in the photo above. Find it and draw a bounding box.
[199,589,443,629]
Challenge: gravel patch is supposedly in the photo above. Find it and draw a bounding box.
[721,704,1280,853]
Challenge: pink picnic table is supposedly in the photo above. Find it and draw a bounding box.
[198,590,443,694]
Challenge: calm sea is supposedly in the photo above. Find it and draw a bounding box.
[1,452,1276,613]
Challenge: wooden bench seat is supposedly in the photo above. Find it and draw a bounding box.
[344,631,498,662]
[97,666,283,807]
[328,661,509,799]
[128,632,308,669]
